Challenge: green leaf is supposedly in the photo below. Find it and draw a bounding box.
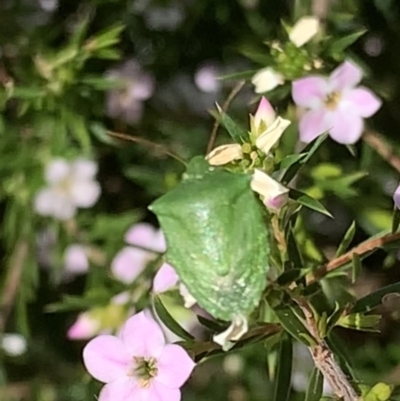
[150,160,269,321]
[272,303,316,346]
[337,313,381,332]
[351,253,362,283]
[351,282,400,314]
[328,30,367,58]
[273,333,293,401]
[153,295,195,341]
[277,268,309,287]
[282,134,328,185]
[286,227,304,269]
[218,107,249,143]
[305,368,323,401]
[391,206,400,233]
[289,189,332,217]
[196,315,225,332]
[278,153,307,170]
[336,221,356,257]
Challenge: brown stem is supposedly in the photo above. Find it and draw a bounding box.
[295,298,360,401]
[108,131,187,166]
[312,0,331,20]
[363,130,400,173]
[0,240,29,333]
[206,80,246,154]
[308,232,400,284]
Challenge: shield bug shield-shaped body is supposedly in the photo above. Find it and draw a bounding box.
[149,157,270,322]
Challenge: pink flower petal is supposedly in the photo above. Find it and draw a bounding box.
[329,60,362,91]
[342,87,382,117]
[120,311,165,358]
[64,244,89,275]
[69,180,101,208]
[111,247,149,284]
[150,381,181,401]
[45,158,70,184]
[393,185,400,209]
[299,109,333,143]
[83,335,130,383]
[292,76,327,108]
[125,223,156,248]
[67,312,99,340]
[98,378,140,401]
[153,263,179,293]
[329,109,364,144]
[254,96,276,126]
[71,159,98,179]
[156,344,196,388]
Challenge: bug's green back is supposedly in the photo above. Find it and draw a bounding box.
[150,164,269,321]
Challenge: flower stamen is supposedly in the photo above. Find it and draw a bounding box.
[324,91,341,110]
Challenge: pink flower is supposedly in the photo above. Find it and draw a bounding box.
[68,312,100,340]
[292,60,382,144]
[64,244,89,275]
[393,185,400,209]
[83,311,195,401]
[111,223,166,284]
[153,263,179,294]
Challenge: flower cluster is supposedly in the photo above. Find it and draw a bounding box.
[206,97,290,211]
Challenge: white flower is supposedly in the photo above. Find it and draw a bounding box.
[252,67,284,94]
[206,144,243,166]
[34,158,101,220]
[251,169,289,210]
[207,97,291,166]
[1,333,27,356]
[213,315,248,351]
[289,16,320,48]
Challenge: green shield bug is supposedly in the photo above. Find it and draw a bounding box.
[149,156,269,322]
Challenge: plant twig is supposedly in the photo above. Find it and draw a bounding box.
[363,130,400,173]
[0,240,29,333]
[206,80,246,154]
[294,297,360,401]
[309,232,400,284]
[108,131,187,166]
[312,0,331,21]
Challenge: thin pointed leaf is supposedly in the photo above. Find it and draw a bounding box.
[391,206,400,233]
[351,253,362,283]
[351,282,400,314]
[286,227,304,269]
[219,108,249,143]
[153,295,195,341]
[289,189,332,217]
[336,221,356,257]
[305,367,323,401]
[282,134,328,185]
[273,333,293,401]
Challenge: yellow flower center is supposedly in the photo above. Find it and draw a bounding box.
[324,91,341,110]
[129,357,159,388]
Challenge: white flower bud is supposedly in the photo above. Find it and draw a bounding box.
[252,67,284,94]
[289,16,320,48]
[206,144,243,166]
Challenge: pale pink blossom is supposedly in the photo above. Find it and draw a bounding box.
[34,158,100,220]
[68,292,136,340]
[64,244,89,275]
[111,223,166,284]
[153,263,179,294]
[153,263,197,308]
[292,60,382,144]
[106,59,155,124]
[393,185,400,209]
[67,312,100,340]
[83,311,195,401]
[194,63,220,93]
